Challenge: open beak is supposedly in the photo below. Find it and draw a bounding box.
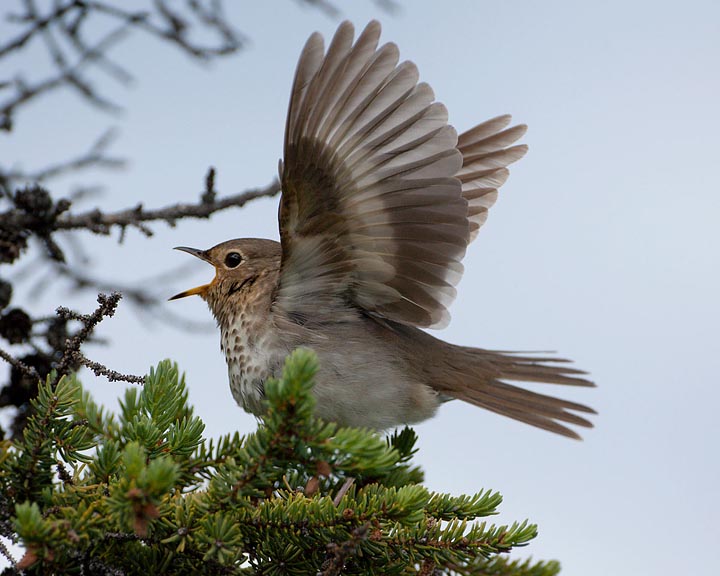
[168,246,214,301]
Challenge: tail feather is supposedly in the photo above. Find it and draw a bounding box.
[436,347,596,439]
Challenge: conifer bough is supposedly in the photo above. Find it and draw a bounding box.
[0,350,561,574]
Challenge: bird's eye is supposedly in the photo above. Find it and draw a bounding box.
[224,252,243,268]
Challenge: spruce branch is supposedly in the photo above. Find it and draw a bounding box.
[1,350,560,574]
[320,523,370,576]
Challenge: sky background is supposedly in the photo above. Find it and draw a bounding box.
[2,0,719,573]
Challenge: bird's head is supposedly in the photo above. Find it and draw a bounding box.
[169,239,281,318]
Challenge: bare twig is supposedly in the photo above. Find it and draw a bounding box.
[48,179,280,235]
[0,536,17,568]
[0,20,131,125]
[0,346,40,381]
[0,0,245,130]
[3,130,125,185]
[53,292,144,385]
[84,1,245,58]
[76,355,144,384]
[201,166,217,204]
[295,0,340,18]
[0,1,79,58]
[0,177,280,267]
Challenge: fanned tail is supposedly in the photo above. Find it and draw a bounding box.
[437,346,596,439]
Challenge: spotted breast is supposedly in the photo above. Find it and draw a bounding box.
[219,311,272,414]
[206,250,287,417]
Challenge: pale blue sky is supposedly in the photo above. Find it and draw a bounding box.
[2,1,719,573]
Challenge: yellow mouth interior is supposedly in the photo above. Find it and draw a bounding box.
[168,283,212,300]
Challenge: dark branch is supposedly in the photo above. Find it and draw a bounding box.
[3,130,125,185]
[50,179,280,235]
[83,1,245,59]
[52,292,144,385]
[0,347,40,381]
[0,177,280,267]
[0,529,18,567]
[0,0,245,131]
[76,355,144,384]
[0,0,80,58]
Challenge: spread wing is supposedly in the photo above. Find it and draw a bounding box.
[275,20,526,328]
[457,116,528,243]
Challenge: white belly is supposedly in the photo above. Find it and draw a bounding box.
[219,312,440,429]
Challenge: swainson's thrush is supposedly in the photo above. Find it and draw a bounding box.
[171,21,594,438]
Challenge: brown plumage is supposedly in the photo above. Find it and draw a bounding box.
[170,21,595,438]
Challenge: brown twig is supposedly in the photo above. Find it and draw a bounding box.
[76,355,144,384]
[83,1,244,59]
[333,477,355,506]
[54,179,281,235]
[0,346,40,381]
[56,460,74,486]
[3,130,125,185]
[0,1,79,58]
[2,178,280,239]
[0,536,17,568]
[0,0,245,131]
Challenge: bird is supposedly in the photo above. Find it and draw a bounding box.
[170,20,595,438]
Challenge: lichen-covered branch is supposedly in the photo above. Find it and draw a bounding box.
[51,178,280,236]
[53,292,144,385]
